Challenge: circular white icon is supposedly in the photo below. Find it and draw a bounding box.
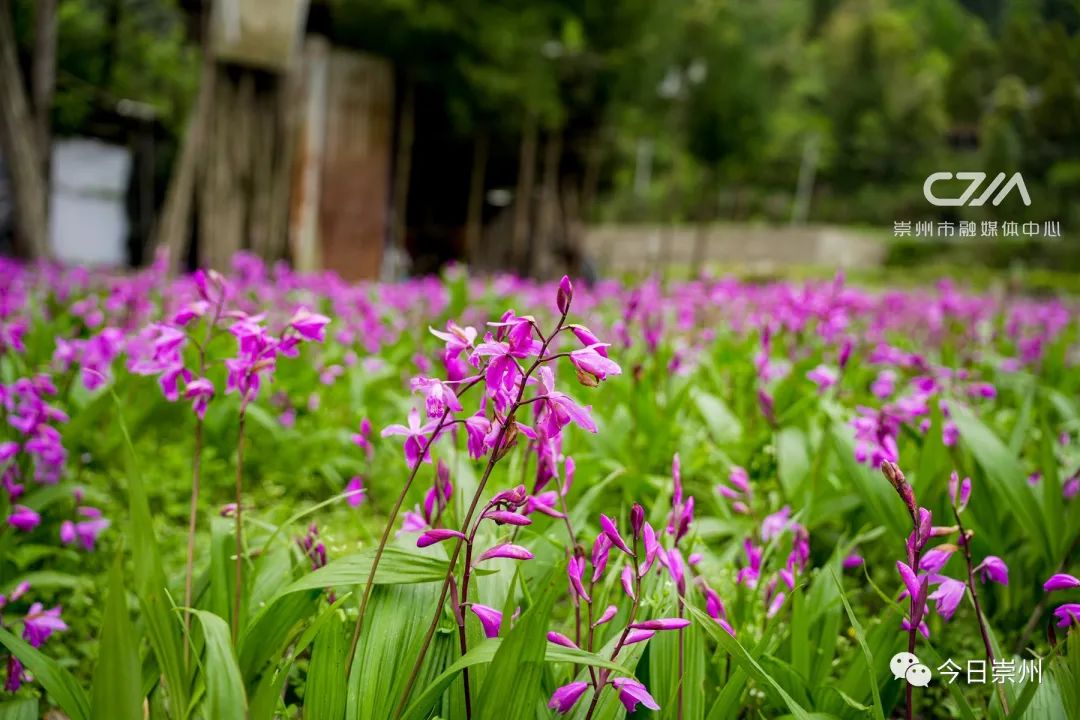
[890,651,920,680]
[905,663,932,687]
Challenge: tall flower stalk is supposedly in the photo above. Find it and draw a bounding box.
[881,461,927,720]
[948,473,1009,714]
[392,277,620,717]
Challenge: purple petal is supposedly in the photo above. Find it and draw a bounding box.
[629,618,690,631]
[416,528,466,548]
[1045,573,1080,592]
[599,514,632,555]
[477,543,534,562]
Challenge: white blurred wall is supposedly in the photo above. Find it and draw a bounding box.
[49,138,130,266]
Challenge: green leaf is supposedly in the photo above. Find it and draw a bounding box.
[828,423,908,539]
[90,558,143,720]
[305,614,349,720]
[347,583,443,720]
[190,610,247,720]
[688,605,812,720]
[693,390,743,445]
[473,569,558,719]
[777,426,812,502]
[106,388,191,715]
[950,403,1055,562]
[0,698,38,720]
[829,567,886,720]
[0,627,89,720]
[276,547,451,599]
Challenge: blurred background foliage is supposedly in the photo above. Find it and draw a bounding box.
[9,0,1080,228]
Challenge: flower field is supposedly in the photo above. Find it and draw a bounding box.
[0,253,1078,719]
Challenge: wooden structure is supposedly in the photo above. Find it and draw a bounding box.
[160,1,394,280]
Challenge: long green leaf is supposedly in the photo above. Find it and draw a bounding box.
[0,698,37,720]
[106,388,191,715]
[473,569,558,719]
[190,610,247,720]
[950,403,1055,562]
[90,558,143,720]
[688,605,812,720]
[0,627,89,720]
[276,547,451,599]
[829,567,886,720]
[828,423,908,539]
[305,614,349,720]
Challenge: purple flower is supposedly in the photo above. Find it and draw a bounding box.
[548,682,589,713]
[1044,573,1080,592]
[919,547,955,574]
[842,553,864,569]
[416,528,466,548]
[547,631,578,649]
[184,378,214,420]
[410,377,463,419]
[483,510,531,526]
[1053,604,1080,628]
[896,561,920,599]
[568,324,605,355]
[288,308,331,342]
[928,578,966,620]
[533,367,598,436]
[610,563,633,601]
[569,345,621,384]
[7,505,40,532]
[807,364,838,391]
[476,543,533,562]
[591,534,611,583]
[1064,476,1080,500]
[568,556,591,603]
[593,605,618,628]
[22,603,67,647]
[345,477,366,507]
[382,408,440,466]
[623,629,655,645]
[948,471,972,511]
[4,655,25,692]
[463,412,492,459]
[599,514,632,555]
[976,556,1008,585]
[760,506,791,541]
[629,618,690,631]
[469,604,504,638]
[612,677,660,713]
[556,275,573,315]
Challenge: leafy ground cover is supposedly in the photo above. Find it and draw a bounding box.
[0,253,1078,719]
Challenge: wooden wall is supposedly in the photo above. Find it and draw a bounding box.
[290,37,394,281]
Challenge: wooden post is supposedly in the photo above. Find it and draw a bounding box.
[531,128,562,278]
[32,0,56,173]
[510,114,537,273]
[464,132,488,265]
[389,79,414,263]
[0,0,49,259]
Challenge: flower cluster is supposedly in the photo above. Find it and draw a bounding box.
[1,583,67,692]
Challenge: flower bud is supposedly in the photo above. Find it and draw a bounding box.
[557,275,573,315]
[630,503,645,537]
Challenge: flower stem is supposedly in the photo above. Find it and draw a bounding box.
[584,536,641,720]
[182,418,203,668]
[393,313,568,718]
[458,540,475,718]
[344,407,454,679]
[953,508,1009,715]
[232,410,246,646]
